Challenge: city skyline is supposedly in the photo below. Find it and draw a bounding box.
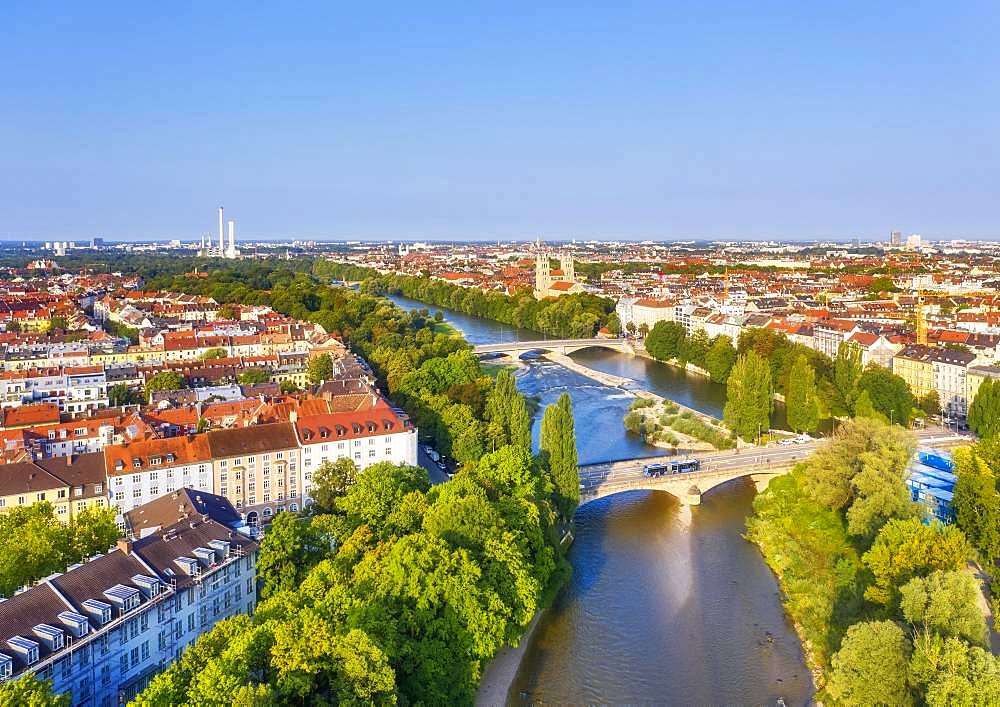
[4,2,999,242]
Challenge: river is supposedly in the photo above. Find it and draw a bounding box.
[385,293,813,704]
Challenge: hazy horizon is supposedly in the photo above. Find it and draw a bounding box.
[4,3,998,242]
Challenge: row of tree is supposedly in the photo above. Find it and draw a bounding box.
[0,503,119,597]
[747,419,997,705]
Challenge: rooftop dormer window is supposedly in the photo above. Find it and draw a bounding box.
[150,456,161,466]
[132,458,141,468]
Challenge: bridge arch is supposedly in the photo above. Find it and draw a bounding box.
[578,465,793,508]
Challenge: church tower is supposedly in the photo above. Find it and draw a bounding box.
[559,254,575,282]
[534,240,551,297]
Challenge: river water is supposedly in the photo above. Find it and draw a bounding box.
[385,293,813,704]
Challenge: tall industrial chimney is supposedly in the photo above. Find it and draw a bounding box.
[227,220,236,257]
[218,206,225,252]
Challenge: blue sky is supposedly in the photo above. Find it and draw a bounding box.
[2,2,998,242]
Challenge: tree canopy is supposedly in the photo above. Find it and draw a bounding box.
[723,351,772,440]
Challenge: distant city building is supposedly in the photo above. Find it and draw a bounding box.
[905,233,923,251]
[889,230,902,247]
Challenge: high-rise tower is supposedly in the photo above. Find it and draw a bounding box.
[218,206,225,253]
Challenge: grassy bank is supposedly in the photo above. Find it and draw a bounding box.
[745,467,864,687]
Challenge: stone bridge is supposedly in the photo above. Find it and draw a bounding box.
[473,338,634,357]
[578,459,798,506]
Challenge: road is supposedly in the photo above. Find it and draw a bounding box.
[578,427,970,490]
[417,446,451,484]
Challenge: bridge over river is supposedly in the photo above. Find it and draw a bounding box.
[473,337,634,357]
[577,431,970,506]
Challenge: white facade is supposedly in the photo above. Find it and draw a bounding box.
[615,297,674,331]
[0,521,258,707]
[109,462,214,516]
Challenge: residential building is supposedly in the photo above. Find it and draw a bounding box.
[104,436,214,517]
[294,401,418,503]
[0,513,257,705]
[615,297,674,332]
[893,344,977,419]
[206,423,301,526]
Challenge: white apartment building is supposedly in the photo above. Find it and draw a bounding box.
[0,513,257,706]
[615,297,674,332]
[0,366,109,416]
[294,401,418,503]
[104,436,215,516]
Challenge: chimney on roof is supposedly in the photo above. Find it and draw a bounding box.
[289,410,297,424]
[66,454,73,466]
[117,538,132,555]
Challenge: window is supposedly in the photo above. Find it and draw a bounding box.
[36,492,45,501]
[120,654,128,676]
[385,448,392,456]
[188,613,195,632]
[115,491,125,502]
[369,449,376,458]
[133,488,142,499]
[58,489,66,498]
[354,452,361,460]
[141,641,150,661]
[130,646,139,667]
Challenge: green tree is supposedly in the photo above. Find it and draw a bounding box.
[827,620,912,707]
[900,570,988,647]
[723,351,772,441]
[682,328,711,369]
[307,353,334,385]
[951,447,1000,562]
[238,369,271,385]
[108,382,141,407]
[279,379,300,393]
[0,674,70,706]
[539,393,579,521]
[337,463,430,539]
[853,388,883,422]
[802,418,916,537]
[70,506,119,560]
[605,312,621,336]
[909,632,1000,707]
[704,335,737,383]
[484,369,530,451]
[310,458,358,513]
[46,315,69,332]
[968,379,1000,439]
[217,304,238,320]
[256,512,326,599]
[834,341,864,413]
[271,621,398,705]
[200,347,228,360]
[857,364,915,426]
[786,353,820,434]
[644,321,686,361]
[862,517,972,606]
[869,276,900,294]
[919,390,941,417]
[144,370,186,401]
